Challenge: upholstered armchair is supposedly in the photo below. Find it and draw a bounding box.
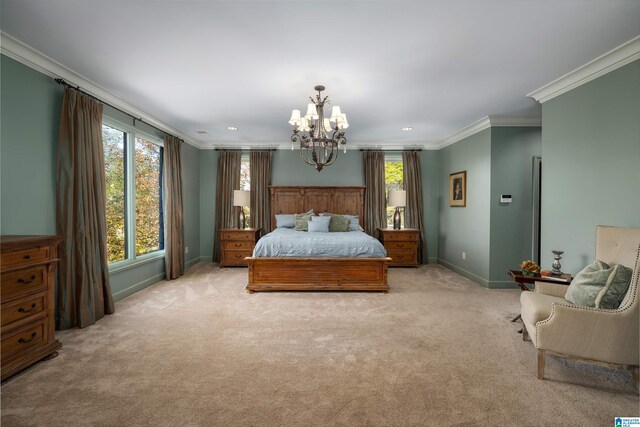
[520,226,639,392]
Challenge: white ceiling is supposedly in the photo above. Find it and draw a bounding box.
[2,1,639,149]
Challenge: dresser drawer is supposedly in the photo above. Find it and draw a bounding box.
[1,318,48,362]
[387,249,417,262]
[221,231,255,241]
[2,293,46,328]
[1,265,47,299]
[222,250,252,265]
[385,241,417,250]
[1,246,50,269]
[381,232,418,242]
[224,240,254,251]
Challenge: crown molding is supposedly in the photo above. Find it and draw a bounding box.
[527,36,640,103]
[0,32,204,149]
[200,141,433,151]
[437,115,542,149]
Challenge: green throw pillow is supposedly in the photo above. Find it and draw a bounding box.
[565,261,633,309]
[294,213,313,231]
[321,213,350,232]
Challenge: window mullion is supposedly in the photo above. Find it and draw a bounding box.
[127,132,136,261]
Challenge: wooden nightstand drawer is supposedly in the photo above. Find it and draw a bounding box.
[387,249,416,261]
[222,251,253,265]
[1,266,47,299]
[221,231,255,241]
[1,318,48,363]
[224,240,254,251]
[384,241,417,250]
[2,293,46,329]
[380,232,418,242]
[1,246,50,269]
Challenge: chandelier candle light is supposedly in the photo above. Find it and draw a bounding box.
[289,85,348,171]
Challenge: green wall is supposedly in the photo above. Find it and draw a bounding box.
[0,54,201,301]
[541,59,640,274]
[1,55,63,234]
[489,127,541,285]
[271,149,364,186]
[437,129,492,284]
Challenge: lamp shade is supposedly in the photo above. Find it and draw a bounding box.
[288,109,301,125]
[323,118,332,132]
[305,103,318,120]
[233,190,250,207]
[337,113,349,129]
[389,189,406,207]
[330,105,342,121]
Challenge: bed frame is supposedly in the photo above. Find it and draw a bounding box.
[246,186,390,293]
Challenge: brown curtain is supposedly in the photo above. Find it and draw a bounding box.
[56,87,114,329]
[250,151,272,236]
[163,135,184,279]
[213,151,242,262]
[363,151,387,238]
[403,151,426,263]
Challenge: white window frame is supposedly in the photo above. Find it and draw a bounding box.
[103,116,165,274]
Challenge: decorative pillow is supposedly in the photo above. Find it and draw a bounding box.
[343,215,361,232]
[311,215,331,226]
[565,261,633,309]
[275,214,295,228]
[294,213,313,231]
[308,219,329,233]
[319,213,350,232]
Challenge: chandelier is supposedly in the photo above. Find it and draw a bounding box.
[288,85,349,171]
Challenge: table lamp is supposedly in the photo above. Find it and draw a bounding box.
[389,189,406,230]
[233,190,250,229]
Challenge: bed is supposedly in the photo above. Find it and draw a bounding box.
[246,186,391,293]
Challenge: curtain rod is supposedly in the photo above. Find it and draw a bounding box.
[214,148,277,152]
[54,78,176,140]
[359,149,422,152]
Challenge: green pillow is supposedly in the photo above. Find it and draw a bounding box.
[321,213,350,232]
[294,213,313,231]
[565,261,633,309]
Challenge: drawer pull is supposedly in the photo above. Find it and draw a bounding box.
[17,275,37,285]
[234,243,243,247]
[18,332,37,344]
[18,303,37,313]
[23,254,31,260]
[397,244,404,248]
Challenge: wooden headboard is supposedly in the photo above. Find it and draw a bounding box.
[269,186,365,232]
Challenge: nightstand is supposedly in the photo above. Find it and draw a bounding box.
[377,228,420,267]
[219,228,261,267]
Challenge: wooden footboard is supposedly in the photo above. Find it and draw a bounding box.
[246,257,391,292]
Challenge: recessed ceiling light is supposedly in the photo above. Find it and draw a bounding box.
[196,130,208,134]
[227,126,238,131]
[402,127,413,131]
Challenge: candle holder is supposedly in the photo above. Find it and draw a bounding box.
[551,250,564,276]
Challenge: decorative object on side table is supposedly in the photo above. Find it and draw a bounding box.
[233,190,250,229]
[449,171,466,207]
[551,250,564,276]
[389,189,406,230]
[520,259,541,276]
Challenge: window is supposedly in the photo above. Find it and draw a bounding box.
[102,119,164,268]
[384,156,404,227]
[240,155,251,227]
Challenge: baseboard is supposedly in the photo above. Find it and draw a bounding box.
[437,259,490,287]
[186,257,201,268]
[198,256,213,263]
[427,257,438,264]
[112,272,166,302]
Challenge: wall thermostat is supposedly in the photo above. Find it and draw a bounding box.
[500,195,512,203]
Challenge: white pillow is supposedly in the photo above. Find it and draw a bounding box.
[275,214,295,228]
[343,215,361,231]
[308,220,329,233]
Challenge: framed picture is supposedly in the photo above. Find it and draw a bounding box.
[449,171,466,207]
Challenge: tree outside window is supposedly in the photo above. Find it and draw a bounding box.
[240,160,251,227]
[384,160,403,227]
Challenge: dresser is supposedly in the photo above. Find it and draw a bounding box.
[219,228,261,267]
[1,235,63,380]
[377,228,420,267]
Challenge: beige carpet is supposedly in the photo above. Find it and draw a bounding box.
[1,263,638,426]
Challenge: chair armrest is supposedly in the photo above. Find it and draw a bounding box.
[535,281,569,298]
[536,302,639,365]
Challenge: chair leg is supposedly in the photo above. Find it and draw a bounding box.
[537,349,545,380]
